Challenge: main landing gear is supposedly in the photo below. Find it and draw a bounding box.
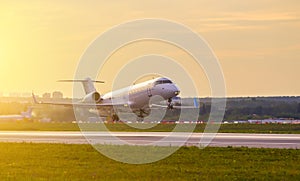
[136,109,149,122]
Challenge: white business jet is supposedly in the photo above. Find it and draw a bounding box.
[33,77,197,121]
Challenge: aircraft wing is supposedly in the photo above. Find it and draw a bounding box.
[32,93,130,107]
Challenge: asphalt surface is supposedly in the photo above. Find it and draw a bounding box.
[0,131,299,148]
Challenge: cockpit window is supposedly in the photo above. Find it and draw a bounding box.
[154,79,173,86]
[163,80,172,84]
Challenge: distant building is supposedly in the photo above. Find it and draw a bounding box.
[9,92,21,97]
[42,93,51,99]
[21,92,32,97]
[52,91,63,99]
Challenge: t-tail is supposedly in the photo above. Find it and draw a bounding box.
[58,77,105,103]
[58,77,104,95]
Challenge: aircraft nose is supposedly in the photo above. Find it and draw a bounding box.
[172,85,180,96]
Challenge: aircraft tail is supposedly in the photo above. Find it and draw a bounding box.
[21,107,33,118]
[193,97,199,108]
[58,77,104,95]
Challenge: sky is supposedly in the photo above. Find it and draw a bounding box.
[0,0,300,97]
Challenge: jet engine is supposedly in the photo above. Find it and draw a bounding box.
[82,91,101,103]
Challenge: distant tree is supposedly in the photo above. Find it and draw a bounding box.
[298,103,300,113]
[254,106,263,115]
[200,103,207,115]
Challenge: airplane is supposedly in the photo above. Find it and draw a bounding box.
[152,96,199,109]
[0,107,33,120]
[33,77,198,121]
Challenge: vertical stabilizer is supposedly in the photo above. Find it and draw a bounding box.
[21,107,33,118]
[193,98,199,108]
[82,77,97,94]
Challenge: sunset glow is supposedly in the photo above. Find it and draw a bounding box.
[1,1,300,97]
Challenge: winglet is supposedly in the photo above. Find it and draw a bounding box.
[193,97,199,108]
[32,92,39,104]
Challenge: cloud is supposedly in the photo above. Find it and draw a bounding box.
[188,12,300,32]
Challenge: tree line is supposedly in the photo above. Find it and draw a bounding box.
[0,96,300,122]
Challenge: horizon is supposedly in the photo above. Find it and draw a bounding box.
[1,91,300,99]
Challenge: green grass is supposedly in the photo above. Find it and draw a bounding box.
[0,143,299,180]
[0,122,300,134]
[0,122,79,131]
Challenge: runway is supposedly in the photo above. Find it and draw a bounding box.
[0,131,299,148]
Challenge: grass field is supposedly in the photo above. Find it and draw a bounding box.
[0,122,300,133]
[0,143,299,180]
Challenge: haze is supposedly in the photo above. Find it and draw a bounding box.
[0,0,299,97]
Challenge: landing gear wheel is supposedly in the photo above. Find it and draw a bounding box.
[167,98,174,109]
[112,114,119,122]
[137,116,144,122]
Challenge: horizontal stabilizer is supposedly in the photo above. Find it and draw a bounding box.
[57,80,104,83]
[58,77,104,94]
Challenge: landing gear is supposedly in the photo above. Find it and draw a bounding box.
[137,116,144,122]
[136,109,148,122]
[167,98,174,109]
[112,114,119,122]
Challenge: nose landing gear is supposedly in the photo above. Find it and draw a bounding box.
[167,98,174,109]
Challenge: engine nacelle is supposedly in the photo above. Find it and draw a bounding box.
[82,91,101,103]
